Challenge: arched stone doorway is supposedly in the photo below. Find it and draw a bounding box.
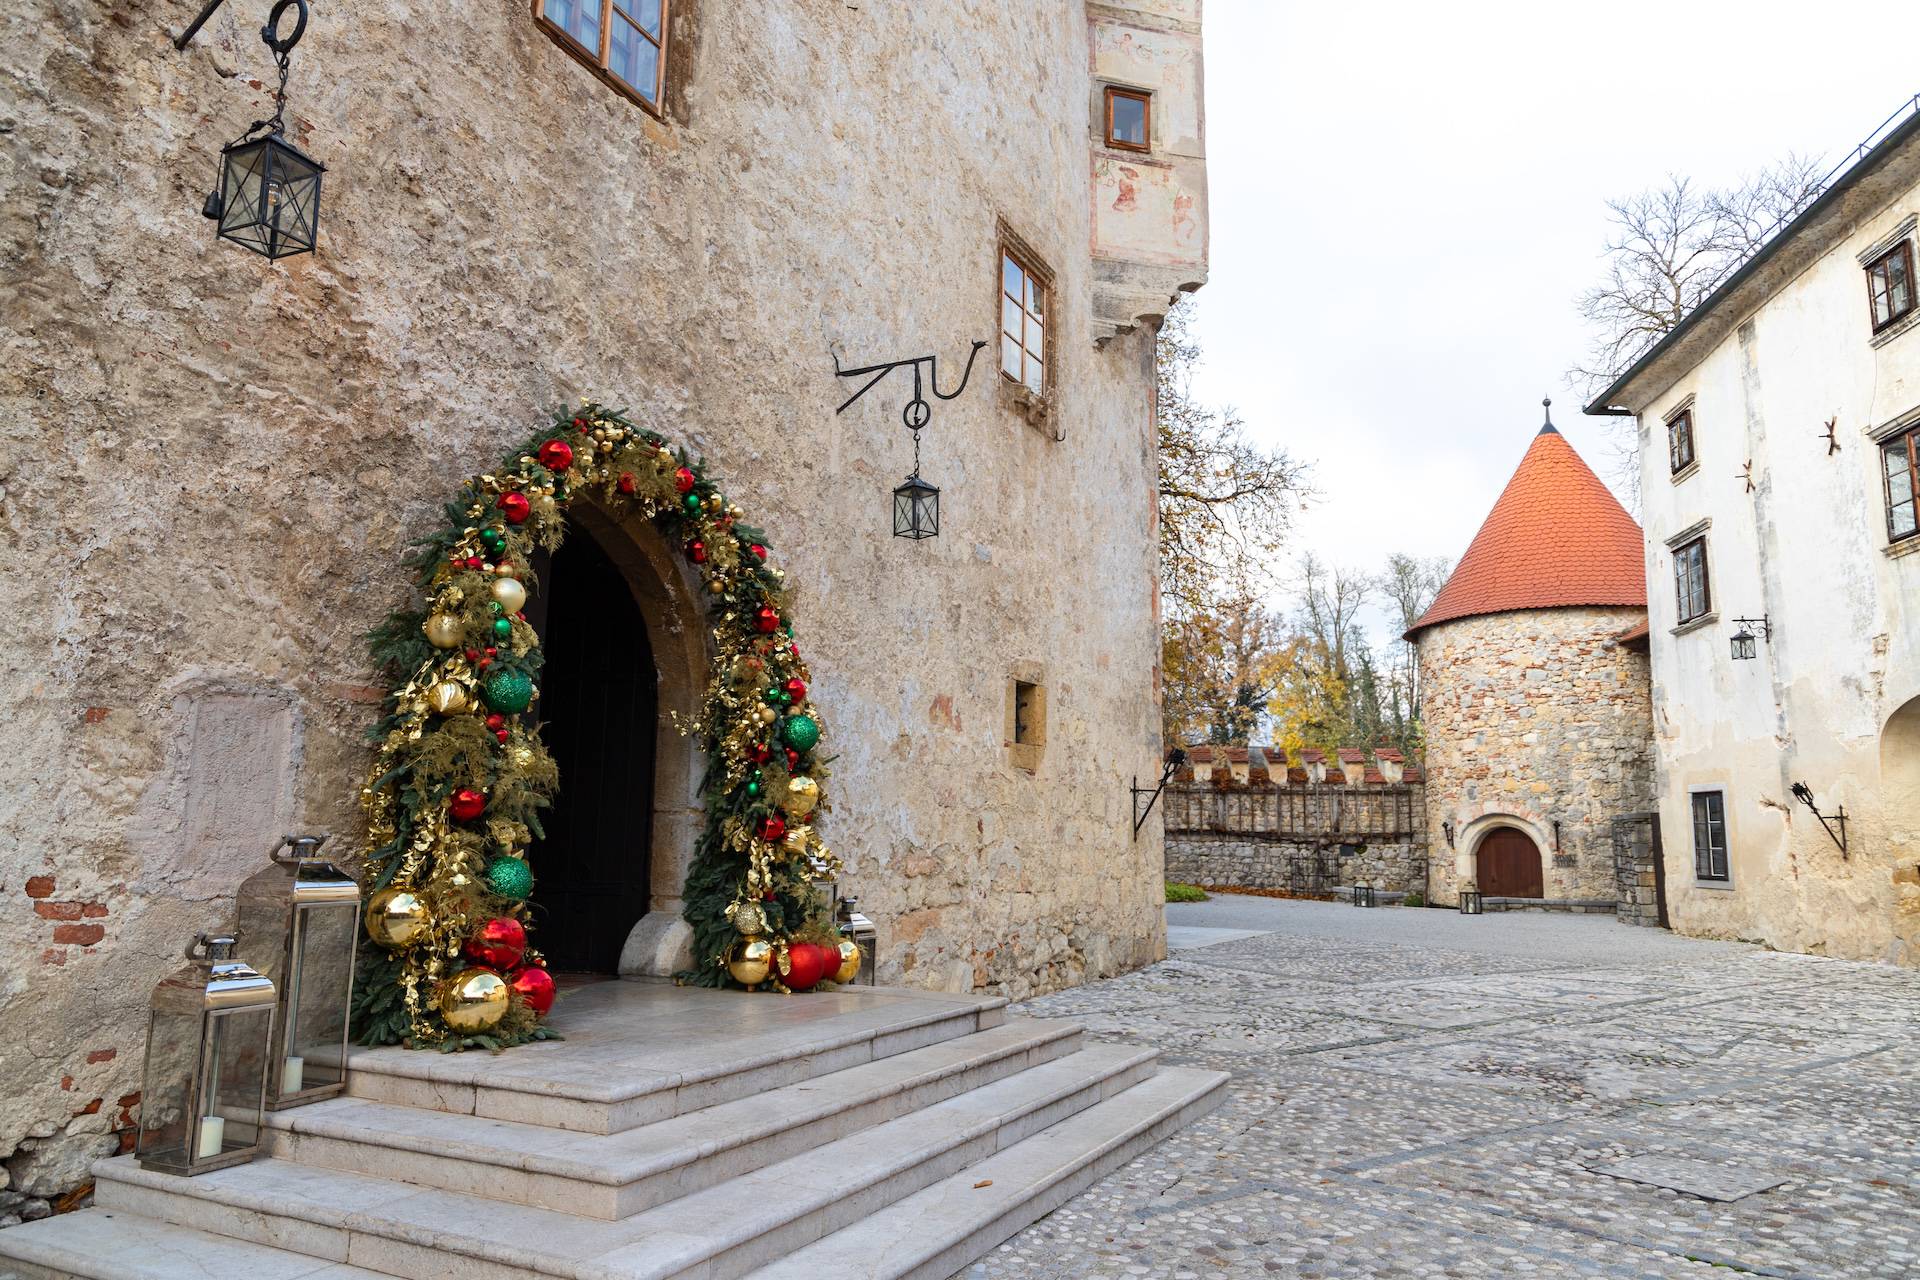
[1476,826,1543,898]
[522,504,710,976]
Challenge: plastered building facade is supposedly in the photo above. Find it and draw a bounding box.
[0,1,1207,1217]
[1588,110,1920,965]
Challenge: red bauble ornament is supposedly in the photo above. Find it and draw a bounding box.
[464,917,527,970]
[449,788,487,823]
[486,714,505,731]
[509,965,556,1015]
[687,540,707,564]
[783,678,807,704]
[618,472,637,496]
[782,943,830,992]
[748,742,772,765]
[785,748,801,770]
[466,649,482,663]
[750,544,767,561]
[537,439,575,471]
[571,417,586,429]
[754,606,780,634]
[757,815,788,842]
[497,492,531,525]
[466,556,484,569]
[496,729,510,743]
[674,467,696,494]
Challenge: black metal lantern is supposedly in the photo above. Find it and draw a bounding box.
[1730,615,1770,661]
[893,472,940,540]
[198,1,324,260]
[1458,889,1483,915]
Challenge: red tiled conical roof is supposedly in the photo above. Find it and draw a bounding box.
[1407,423,1645,638]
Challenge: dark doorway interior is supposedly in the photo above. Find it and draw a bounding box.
[1478,828,1543,898]
[523,523,657,974]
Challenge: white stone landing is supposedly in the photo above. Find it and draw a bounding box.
[0,980,1226,1280]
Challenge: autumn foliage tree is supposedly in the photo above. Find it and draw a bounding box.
[1155,297,1308,747]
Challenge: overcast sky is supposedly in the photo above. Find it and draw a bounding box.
[1188,0,1909,642]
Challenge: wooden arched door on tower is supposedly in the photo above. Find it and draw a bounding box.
[1477,828,1543,898]
[522,522,658,974]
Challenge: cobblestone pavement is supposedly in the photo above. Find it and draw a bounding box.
[970,897,1920,1280]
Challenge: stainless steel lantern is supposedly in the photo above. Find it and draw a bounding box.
[835,895,878,985]
[206,131,324,260]
[893,473,939,540]
[235,833,358,1109]
[136,933,276,1175]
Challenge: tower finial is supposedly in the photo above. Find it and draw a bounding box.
[1538,396,1558,435]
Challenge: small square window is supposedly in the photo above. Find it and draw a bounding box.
[1883,425,1919,544]
[536,0,668,114]
[1673,536,1710,624]
[1105,87,1151,152]
[1691,791,1729,881]
[1000,247,1048,396]
[1866,240,1915,333]
[1007,677,1046,771]
[1668,408,1695,474]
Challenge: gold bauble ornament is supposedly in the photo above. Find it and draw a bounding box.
[783,824,812,855]
[427,680,470,716]
[781,776,820,820]
[759,706,778,724]
[365,888,430,949]
[730,900,768,937]
[424,613,464,649]
[833,939,862,985]
[491,578,528,613]
[438,968,510,1032]
[727,937,774,986]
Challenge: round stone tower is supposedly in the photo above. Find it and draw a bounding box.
[1409,403,1654,908]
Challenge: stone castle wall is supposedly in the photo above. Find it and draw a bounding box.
[1416,608,1654,906]
[1163,779,1428,896]
[0,2,1196,1214]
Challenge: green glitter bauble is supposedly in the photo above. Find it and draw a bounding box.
[781,714,820,754]
[483,856,533,901]
[484,668,534,714]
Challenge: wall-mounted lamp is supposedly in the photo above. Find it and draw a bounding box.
[1552,820,1561,852]
[833,341,986,541]
[1789,782,1848,857]
[1442,820,1455,849]
[187,2,326,261]
[1730,615,1772,661]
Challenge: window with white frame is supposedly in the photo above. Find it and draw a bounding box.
[1691,790,1729,881]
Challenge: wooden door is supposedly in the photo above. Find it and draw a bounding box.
[524,526,657,974]
[1477,828,1542,898]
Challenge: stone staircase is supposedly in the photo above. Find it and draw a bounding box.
[0,981,1226,1280]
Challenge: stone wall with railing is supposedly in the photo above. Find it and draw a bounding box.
[1163,753,1428,896]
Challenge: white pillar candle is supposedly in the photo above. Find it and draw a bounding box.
[195,1114,225,1159]
[282,1056,305,1094]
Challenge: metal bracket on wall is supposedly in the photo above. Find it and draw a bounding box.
[1790,782,1848,857]
[174,0,308,51]
[1130,749,1186,841]
[832,341,987,429]
[1821,416,1841,455]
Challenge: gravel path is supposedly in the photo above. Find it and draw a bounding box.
[969,894,1920,1279]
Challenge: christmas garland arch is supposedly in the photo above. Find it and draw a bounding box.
[352,403,845,1050]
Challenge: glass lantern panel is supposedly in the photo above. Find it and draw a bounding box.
[136,1007,200,1171]
[915,488,938,538]
[283,902,356,1095]
[219,142,271,254]
[204,1007,272,1154]
[263,143,322,258]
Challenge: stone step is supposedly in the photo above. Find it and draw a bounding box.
[338,982,1008,1135]
[744,1065,1231,1280]
[90,1043,1159,1280]
[264,1019,1083,1219]
[0,1207,397,1280]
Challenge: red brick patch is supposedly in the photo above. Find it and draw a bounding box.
[35,901,83,921]
[41,948,65,966]
[82,707,110,724]
[25,875,55,898]
[74,1097,101,1116]
[52,924,105,946]
[86,1048,117,1064]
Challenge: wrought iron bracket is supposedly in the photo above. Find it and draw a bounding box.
[175,0,309,52]
[832,341,987,430]
[1732,615,1772,641]
[1790,782,1848,857]
[1130,749,1186,841]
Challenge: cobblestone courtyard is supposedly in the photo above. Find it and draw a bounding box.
[976,896,1920,1279]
